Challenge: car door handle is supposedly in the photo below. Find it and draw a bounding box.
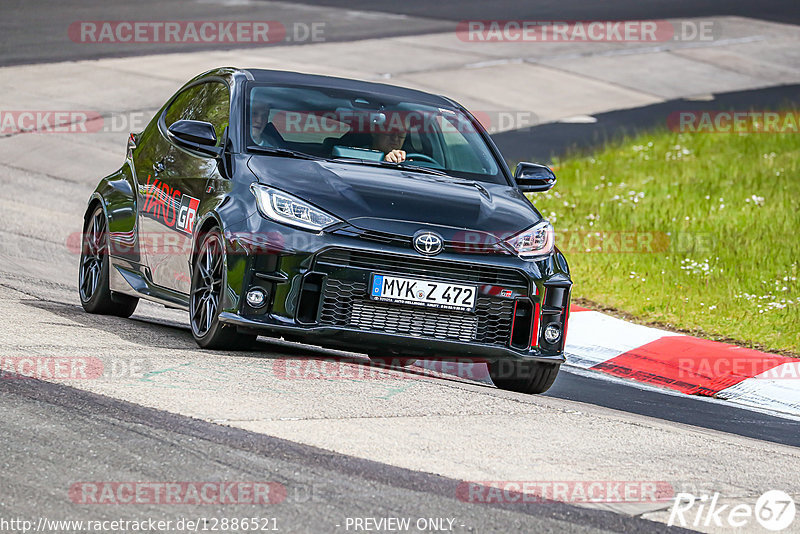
[153,160,165,174]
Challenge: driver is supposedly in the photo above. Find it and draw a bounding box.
[250,100,282,147]
[371,126,407,163]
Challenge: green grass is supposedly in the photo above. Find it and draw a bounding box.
[525,129,800,354]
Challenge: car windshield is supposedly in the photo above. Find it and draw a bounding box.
[245,83,506,184]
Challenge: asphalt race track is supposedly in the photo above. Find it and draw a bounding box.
[1,1,799,532]
[3,0,799,66]
[1,376,689,533]
[493,84,800,162]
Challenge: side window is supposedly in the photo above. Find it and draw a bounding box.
[164,81,230,146]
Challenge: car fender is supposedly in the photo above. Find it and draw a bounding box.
[85,161,145,263]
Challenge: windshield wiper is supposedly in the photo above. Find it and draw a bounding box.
[328,157,447,176]
[458,180,491,199]
[392,162,448,176]
[248,146,321,160]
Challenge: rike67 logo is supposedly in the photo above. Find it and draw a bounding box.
[669,490,796,531]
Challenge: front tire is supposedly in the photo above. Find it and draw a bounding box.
[79,206,138,317]
[190,229,256,350]
[488,360,560,394]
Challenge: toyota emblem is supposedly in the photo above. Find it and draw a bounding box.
[413,231,444,255]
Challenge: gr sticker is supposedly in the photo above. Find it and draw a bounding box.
[177,195,200,234]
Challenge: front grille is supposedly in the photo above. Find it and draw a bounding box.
[329,226,508,255]
[329,226,410,247]
[316,248,527,287]
[319,278,514,345]
[351,301,478,342]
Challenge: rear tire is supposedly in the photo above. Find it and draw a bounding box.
[190,229,256,350]
[488,360,560,394]
[79,206,138,318]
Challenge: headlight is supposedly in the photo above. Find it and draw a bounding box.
[251,184,341,231]
[504,221,554,258]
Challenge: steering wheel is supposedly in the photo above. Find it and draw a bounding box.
[405,153,440,166]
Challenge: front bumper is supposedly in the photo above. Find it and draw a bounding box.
[219,312,566,364]
[221,213,572,364]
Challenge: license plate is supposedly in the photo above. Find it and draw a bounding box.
[370,274,477,311]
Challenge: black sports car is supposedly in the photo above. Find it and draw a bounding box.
[79,68,572,394]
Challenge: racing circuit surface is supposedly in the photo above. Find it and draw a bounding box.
[1,1,799,532]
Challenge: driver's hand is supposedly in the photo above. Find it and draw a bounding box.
[384,149,406,163]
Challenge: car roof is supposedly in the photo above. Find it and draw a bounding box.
[242,68,454,107]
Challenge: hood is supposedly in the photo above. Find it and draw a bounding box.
[247,156,541,242]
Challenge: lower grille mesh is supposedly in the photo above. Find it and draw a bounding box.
[319,279,513,345]
[351,300,478,342]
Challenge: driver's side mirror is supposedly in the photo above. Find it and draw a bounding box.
[514,162,556,192]
[167,119,222,157]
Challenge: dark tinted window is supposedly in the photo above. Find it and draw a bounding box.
[165,81,230,145]
[246,84,506,185]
